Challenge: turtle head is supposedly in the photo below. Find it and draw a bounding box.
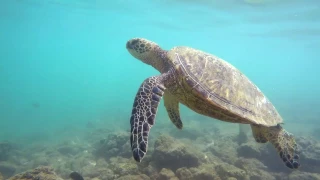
[126,38,167,72]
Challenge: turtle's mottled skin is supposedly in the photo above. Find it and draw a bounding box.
[126,38,300,169]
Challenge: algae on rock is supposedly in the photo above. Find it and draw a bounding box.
[93,131,131,160]
[176,165,220,180]
[157,168,179,180]
[8,166,63,180]
[115,174,150,180]
[215,163,249,180]
[152,135,203,170]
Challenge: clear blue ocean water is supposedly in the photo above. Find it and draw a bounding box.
[0,0,320,178]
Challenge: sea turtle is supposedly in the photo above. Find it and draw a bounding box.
[126,38,300,169]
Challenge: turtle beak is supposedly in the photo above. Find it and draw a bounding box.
[126,39,139,50]
[126,41,132,49]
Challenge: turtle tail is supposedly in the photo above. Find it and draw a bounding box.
[251,124,300,169]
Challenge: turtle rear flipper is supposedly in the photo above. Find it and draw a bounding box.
[253,125,300,169]
[164,91,183,129]
[130,76,166,162]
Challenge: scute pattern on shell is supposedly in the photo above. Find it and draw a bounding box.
[166,46,283,126]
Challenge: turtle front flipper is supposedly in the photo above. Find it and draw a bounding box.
[164,91,183,129]
[130,76,166,162]
[251,125,300,169]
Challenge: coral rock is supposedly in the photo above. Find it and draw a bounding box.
[109,157,139,176]
[215,163,249,180]
[297,137,320,173]
[234,158,274,180]
[93,132,131,159]
[176,167,193,180]
[152,135,201,170]
[176,165,220,180]
[157,168,178,180]
[237,142,262,159]
[8,166,62,180]
[115,174,150,180]
[191,165,220,180]
[284,171,320,180]
[208,136,238,164]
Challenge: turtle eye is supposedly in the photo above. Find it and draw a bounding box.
[131,39,139,46]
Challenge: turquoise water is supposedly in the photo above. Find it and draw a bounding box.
[2,0,319,139]
[0,0,320,177]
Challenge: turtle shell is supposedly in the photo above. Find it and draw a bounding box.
[167,46,283,126]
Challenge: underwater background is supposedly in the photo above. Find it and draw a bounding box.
[0,0,320,179]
